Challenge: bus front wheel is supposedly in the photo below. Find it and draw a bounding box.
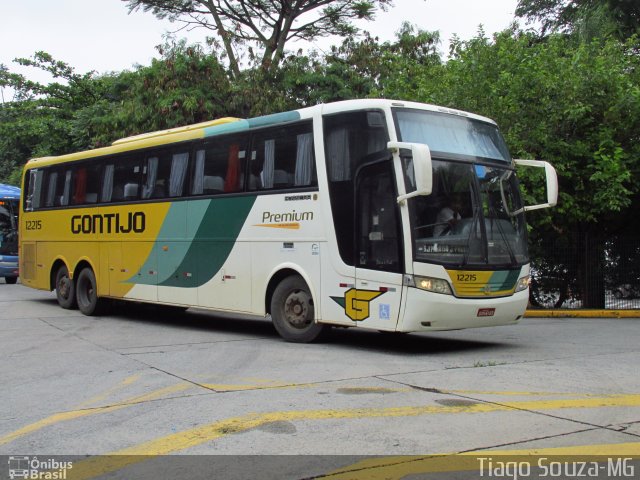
[55,265,76,309]
[270,275,327,343]
[76,267,105,316]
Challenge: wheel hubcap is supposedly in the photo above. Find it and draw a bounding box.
[284,290,311,329]
[58,277,70,298]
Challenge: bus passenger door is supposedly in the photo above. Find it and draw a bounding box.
[354,161,404,330]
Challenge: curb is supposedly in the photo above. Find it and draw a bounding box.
[525,309,640,318]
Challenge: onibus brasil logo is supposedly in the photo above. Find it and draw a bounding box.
[331,288,386,321]
[8,456,72,479]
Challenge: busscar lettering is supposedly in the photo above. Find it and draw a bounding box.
[71,212,145,234]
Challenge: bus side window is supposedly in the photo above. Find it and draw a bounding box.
[248,123,315,191]
[41,168,71,208]
[44,169,59,207]
[71,163,102,205]
[111,158,142,202]
[191,135,247,196]
[24,169,44,211]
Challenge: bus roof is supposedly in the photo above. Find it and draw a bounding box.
[23,99,496,169]
[0,184,20,199]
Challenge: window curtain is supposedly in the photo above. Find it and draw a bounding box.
[398,114,503,160]
[46,172,58,207]
[142,157,159,199]
[62,170,72,206]
[169,152,189,197]
[366,132,387,154]
[101,165,114,202]
[294,133,313,186]
[326,128,350,181]
[73,168,87,204]
[261,140,275,189]
[192,150,205,195]
[224,144,240,192]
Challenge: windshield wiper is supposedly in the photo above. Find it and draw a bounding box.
[486,202,517,265]
[460,207,482,267]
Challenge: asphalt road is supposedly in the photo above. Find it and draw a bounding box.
[1,280,639,479]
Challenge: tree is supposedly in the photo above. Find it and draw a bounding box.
[516,0,640,40]
[375,27,640,307]
[122,0,393,77]
[0,52,107,183]
[274,23,440,107]
[73,40,234,147]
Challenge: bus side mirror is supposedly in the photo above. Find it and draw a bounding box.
[514,159,558,211]
[387,141,433,203]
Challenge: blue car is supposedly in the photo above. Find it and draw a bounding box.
[0,184,20,284]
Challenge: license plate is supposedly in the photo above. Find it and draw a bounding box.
[477,308,495,317]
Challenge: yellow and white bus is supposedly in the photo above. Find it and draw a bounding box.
[20,99,557,342]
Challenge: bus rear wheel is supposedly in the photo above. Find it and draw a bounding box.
[270,275,327,343]
[5,276,17,285]
[55,265,76,309]
[76,267,105,316]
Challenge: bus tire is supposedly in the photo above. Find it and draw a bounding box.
[5,276,17,284]
[55,265,76,309]
[76,267,105,316]
[270,275,326,343]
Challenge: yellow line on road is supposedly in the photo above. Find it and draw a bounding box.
[445,389,603,397]
[0,382,191,447]
[201,381,411,393]
[66,393,640,479]
[76,374,141,408]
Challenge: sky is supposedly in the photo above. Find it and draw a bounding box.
[1,0,520,99]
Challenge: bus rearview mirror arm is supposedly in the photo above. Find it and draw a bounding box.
[387,141,433,204]
[513,159,558,213]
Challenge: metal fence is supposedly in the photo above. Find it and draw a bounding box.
[528,235,640,310]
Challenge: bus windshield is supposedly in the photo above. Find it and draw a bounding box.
[407,159,529,267]
[395,109,511,162]
[0,199,19,256]
[406,161,528,268]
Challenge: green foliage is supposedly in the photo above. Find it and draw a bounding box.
[378,28,640,233]
[516,0,640,40]
[123,0,393,76]
[274,24,441,105]
[0,52,107,184]
[74,40,233,147]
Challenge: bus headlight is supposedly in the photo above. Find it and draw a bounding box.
[515,275,531,292]
[414,276,453,295]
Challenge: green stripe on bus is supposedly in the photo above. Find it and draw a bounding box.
[247,111,300,128]
[202,111,301,138]
[203,119,250,137]
[158,196,257,288]
[488,269,520,291]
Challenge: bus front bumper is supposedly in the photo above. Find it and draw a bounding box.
[399,287,529,332]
